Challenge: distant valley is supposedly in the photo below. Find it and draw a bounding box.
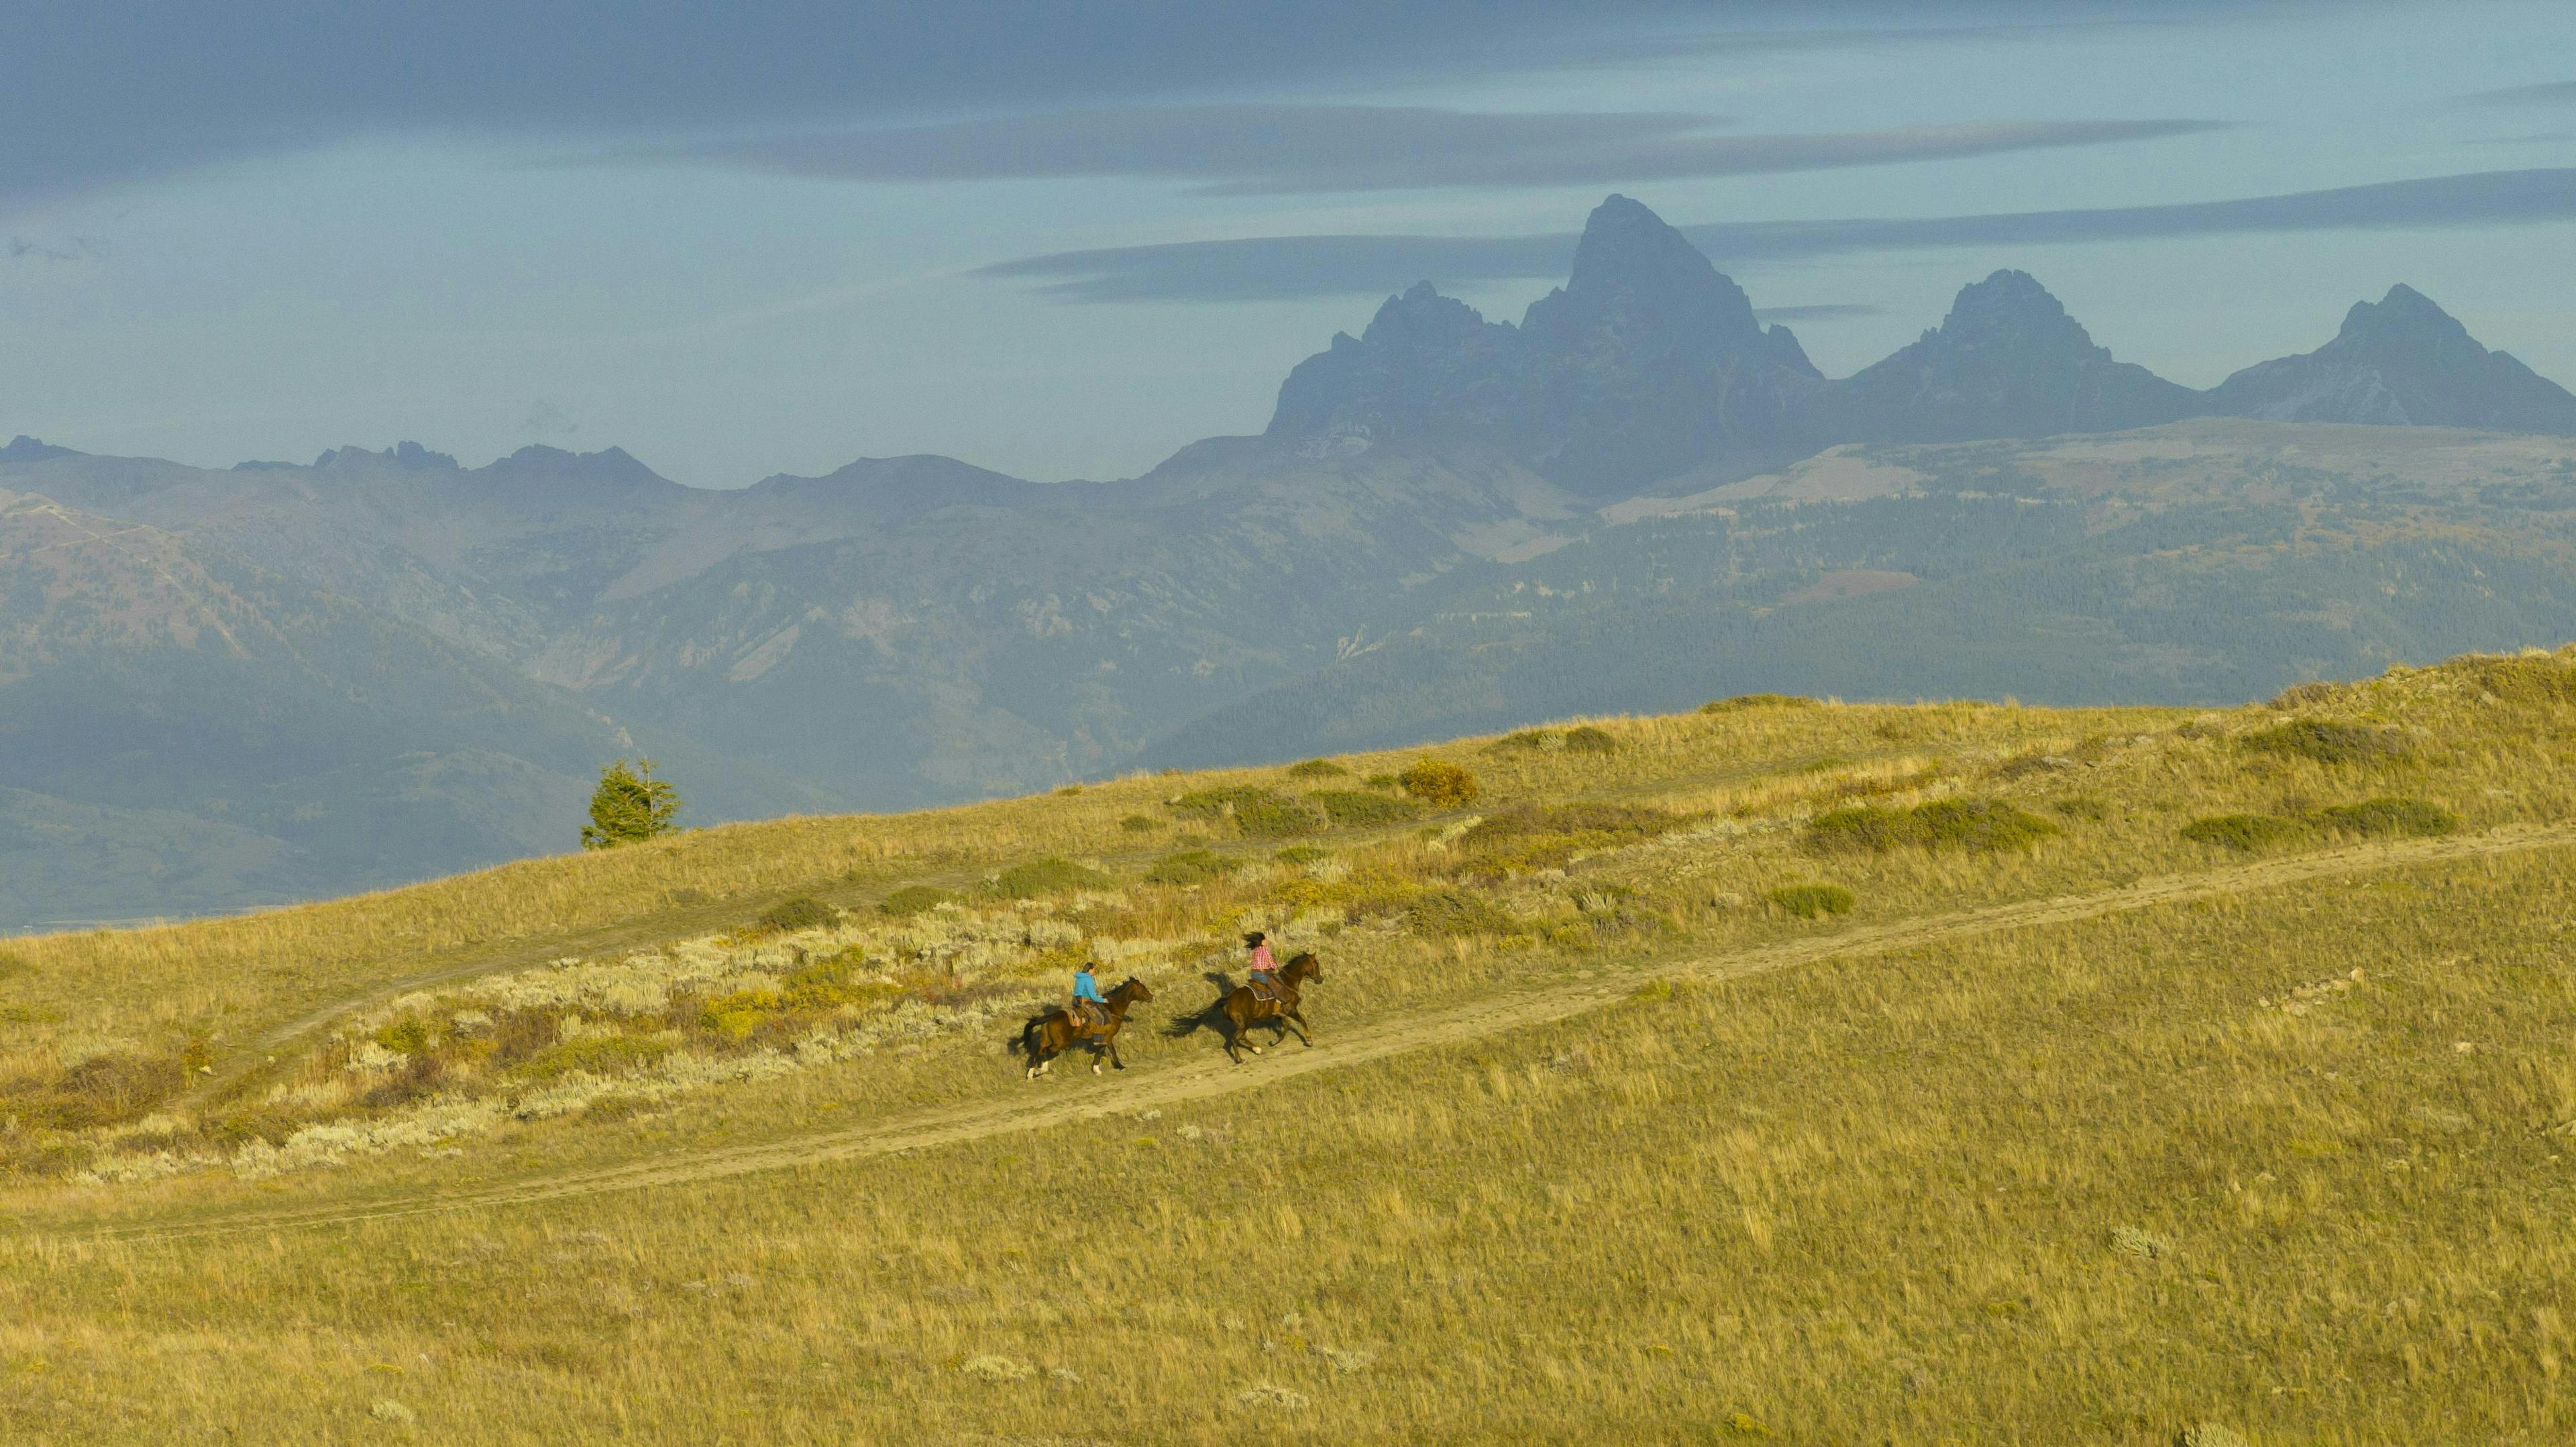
[7,195,2576,928]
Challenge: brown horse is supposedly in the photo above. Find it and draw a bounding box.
[1171,951,1320,1064]
[1014,976,1153,1079]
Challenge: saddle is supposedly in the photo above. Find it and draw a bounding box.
[1248,973,1283,1005]
[1071,1000,1108,1032]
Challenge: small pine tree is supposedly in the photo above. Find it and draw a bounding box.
[582,758,680,849]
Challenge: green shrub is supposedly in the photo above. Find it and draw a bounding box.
[1404,890,1522,938]
[1283,758,1348,778]
[878,884,958,917]
[758,896,836,932]
[1805,804,1916,853]
[520,1032,674,1079]
[1491,729,1555,751]
[1768,883,1856,919]
[1118,814,1164,833]
[2241,719,2410,765]
[2318,797,2460,839]
[1169,784,1277,818]
[1310,789,1424,826]
[1703,694,1818,713]
[1912,799,2059,851]
[1273,845,1330,865]
[1397,759,1481,808]
[372,1018,433,1056]
[1168,784,1322,837]
[1235,794,1325,839]
[1144,849,1242,886]
[2180,814,2310,852]
[1457,804,1683,874]
[1560,725,1619,755]
[1808,798,2057,854]
[991,858,1113,899]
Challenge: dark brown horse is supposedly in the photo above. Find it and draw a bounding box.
[1014,975,1153,1079]
[1171,951,1320,1064]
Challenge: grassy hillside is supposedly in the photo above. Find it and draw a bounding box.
[6,647,2576,1441]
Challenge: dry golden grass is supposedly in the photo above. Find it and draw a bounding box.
[5,647,2576,1440]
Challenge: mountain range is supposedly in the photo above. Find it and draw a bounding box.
[7,193,2576,927]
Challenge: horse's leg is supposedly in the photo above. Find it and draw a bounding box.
[1104,1026,1126,1071]
[1222,1003,1246,1064]
[1282,1008,1313,1047]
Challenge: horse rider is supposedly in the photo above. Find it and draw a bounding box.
[1071,963,1108,1031]
[1244,931,1280,1002]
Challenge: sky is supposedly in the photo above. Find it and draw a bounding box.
[5,0,2575,486]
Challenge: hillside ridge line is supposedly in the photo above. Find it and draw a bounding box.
[58,820,2575,1244]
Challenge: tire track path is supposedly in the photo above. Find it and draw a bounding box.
[69,822,2576,1244]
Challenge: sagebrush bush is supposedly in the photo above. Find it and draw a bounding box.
[991,859,1112,898]
[1807,798,2056,854]
[1768,883,1856,919]
[1283,759,1348,778]
[2241,718,2410,765]
[2180,814,2309,852]
[1167,785,1277,818]
[1167,785,1321,837]
[2318,797,2460,838]
[1310,790,1422,826]
[878,884,957,917]
[523,1033,675,1079]
[1560,725,1619,755]
[1144,849,1242,886]
[758,897,837,932]
[1235,794,1324,839]
[1456,804,1682,875]
[1491,729,1556,751]
[1404,889,1521,938]
[1398,759,1481,808]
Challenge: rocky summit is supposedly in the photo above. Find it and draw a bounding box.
[1815,269,2201,443]
[2208,284,2576,432]
[1267,195,1826,494]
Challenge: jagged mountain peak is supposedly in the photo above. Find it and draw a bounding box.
[1525,193,1763,351]
[1359,281,1497,351]
[1927,270,2100,357]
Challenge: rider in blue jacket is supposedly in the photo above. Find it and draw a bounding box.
[1071,964,1107,1028]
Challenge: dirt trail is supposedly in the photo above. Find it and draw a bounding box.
[70,822,2576,1244]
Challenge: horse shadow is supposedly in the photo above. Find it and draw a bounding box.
[1161,970,1240,1040]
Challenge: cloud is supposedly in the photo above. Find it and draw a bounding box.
[982,168,2576,302]
[5,235,108,262]
[2457,81,2576,107]
[629,107,2223,195]
[1,1,2280,210]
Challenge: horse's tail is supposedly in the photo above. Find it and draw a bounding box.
[1011,1016,1040,1060]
